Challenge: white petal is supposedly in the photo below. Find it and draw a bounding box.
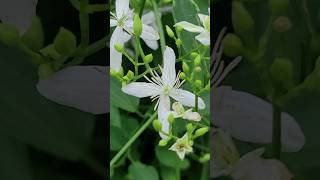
[142,11,156,25]
[196,31,210,46]
[37,66,108,114]
[198,13,208,27]
[183,110,201,121]
[213,86,305,152]
[161,46,176,87]
[115,0,129,18]
[110,19,117,27]
[174,21,205,33]
[140,24,160,40]
[121,82,161,98]
[0,0,38,34]
[143,39,159,50]
[170,89,205,109]
[158,95,171,139]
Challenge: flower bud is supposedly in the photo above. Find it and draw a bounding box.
[168,113,175,124]
[186,123,193,132]
[199,153,210,163]
[268,0,289,14]
[0,23,20,46]
[270,57,294,89]
[232,1,254,34]
[166,25,175,39]
[195,80,202,89]
[110,69,118,77]
[114,43,124,53]
[159,139,168,146]
[176,26,183,33]
[195,66,202,72]
[191,52,198,58]
[179,72,186,79]
[273,16,292,32]
[133,14,142,36]
[175,39,182,48]
[222,33,244,57]
[144,54,153,63]
[153,119,162,132]
[182,62,190,73]
[38,63,54,79]
[194,55,201,66]
[195,127,209,137]
[124,70,134,81]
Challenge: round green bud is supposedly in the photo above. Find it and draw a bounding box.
[179,72,186,79]
[270,57,294,88]
[195,66,202,72]
[114,43,124,53]
[194,55,201,66]
[221,33,244,57]
[166,25,175,39]
[38,63,54,79]
[133,14,142,36]
[195,80,202,89]
[273,16,292,32]
[199,153,210,163]
[168,113,175,124]
[232,1,255,34]
[268,0,289,14]
[182,62,190,73]
[126,70,134,80]
[191,52,199,58]
[195,127,209,137]
[144,54,153,63]
[176,26,183,33]
[175,39,182,48]
[152,119,162,132]
[159,139,168,146]
[186,123,193,131]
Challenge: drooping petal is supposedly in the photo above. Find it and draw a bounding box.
[37,66,108,114]
[174,21,205,33]
[115,0,129,18]
[158,95,171,139]
[110,19,117,27]
[122,82,161,98]
[143,39,159,50]
[0,0,38,34]
[140,24,160,40]
[170,89,206,109]
[161,46,176,87]
[213,86,305,152]
[196,31,210,46]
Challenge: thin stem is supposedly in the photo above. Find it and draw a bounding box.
[110,112,158,168]
[79,0,90,47]
[151,0,166,56]
[272,104,281,159]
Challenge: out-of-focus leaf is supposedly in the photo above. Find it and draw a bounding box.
[21,16,44,51]
[110,126,127,151]
[110,105,121,128]
[160,165,176,180]
[155,146,190,169]
[128,162,159,180]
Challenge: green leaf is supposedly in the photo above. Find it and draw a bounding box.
[110,125,127,151]
[54,27,77,55]
[160,165,176,180]
[128,162,159,180]
[0,43,94,161]
[110,76,139,112]
[155,146,190,169]
[22,16,44,51]
[110,105,121,128]
[173,0,200,52]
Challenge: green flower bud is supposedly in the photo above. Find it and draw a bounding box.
[114,43,124,53]
[269,0,289,14]
[273,16,292,32]
[144,54,153,63]
[38,63,54,79]
[175,39,182,48]
[133,14,142,36]
[195,80,202,89]
[0,23,20,46]
[179,72,186,79]
[195,66,202,72]
[190,52,198,58]
[182,62,190,73]
[222,33,244,57]
[199,153,210,163]
[186,123,193,131]
[152,119,162,132]
[123,70,134,81]
[166,25,175,39]
[159,139,168,146]
[168,113,175,124]
[270,57,294,89]
[195,127,209,137]
[194,55,201,66]
[232,1,254,34]
[176,26,183,33]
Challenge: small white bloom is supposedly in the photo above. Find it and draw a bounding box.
[122,46,205,138]
[110,0,159,72]
[213,86,305,152]
[0,0,38,34]
[172,102,201,121]
[169,133,193,160]
[174,9,210,46]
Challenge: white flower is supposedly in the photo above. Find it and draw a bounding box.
[110,0,159,72]
[122,46,205,138]
[212,86,305,152]
[169,133,193,160]
[0,0,38,34]
[37,66,108,114]
[171,102,201,121]
[174,9,210,46]
[141,11,159,50]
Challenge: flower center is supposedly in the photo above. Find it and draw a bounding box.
[177,144,186,152]
[163,85,171,95]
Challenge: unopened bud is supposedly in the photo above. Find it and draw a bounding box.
[182,62,190,73]
[269,0,289,14]
[195,80,202,89]
[176,26,183,33]
[222,33,244,57]
[179,72,186,79]
[199,153,210,163]
[114,43,124,53]
[191,52,198,58]
[153,119,163,132]
[232,1,255,34]
[159,139,168,146]
[186,123,193,131]
[175,39,182,48]
[194,55,201,66]
[195,66,202,72]
[166,25,175,39]
[144,54,153,63]
[270,57,294,89]
[168,113,175,124]
[195,127,209,137]
[133,14,142,36]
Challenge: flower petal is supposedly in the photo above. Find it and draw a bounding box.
[162,46,176,87]
[142,11,156,25]
[198,14,208,27]
[0,0,38,34]
[37,66,108,114]
[110,19,117,27]
[183,110,201,121]
[170,89,206,109]
[213,86,305,152]
[140,24,160,40]
[174,21,205,33]
[115,0,129,18]
[195,31,210,46]
[122,82,161,98]
[142,39,159,50]
[158,95,171,139]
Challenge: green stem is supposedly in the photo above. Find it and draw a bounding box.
[151,0,166,56]
[79,0,90,47]
[200,162,209,180]
[139,0,147,17]
[272,104,281,159]
[110,112,158,168]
